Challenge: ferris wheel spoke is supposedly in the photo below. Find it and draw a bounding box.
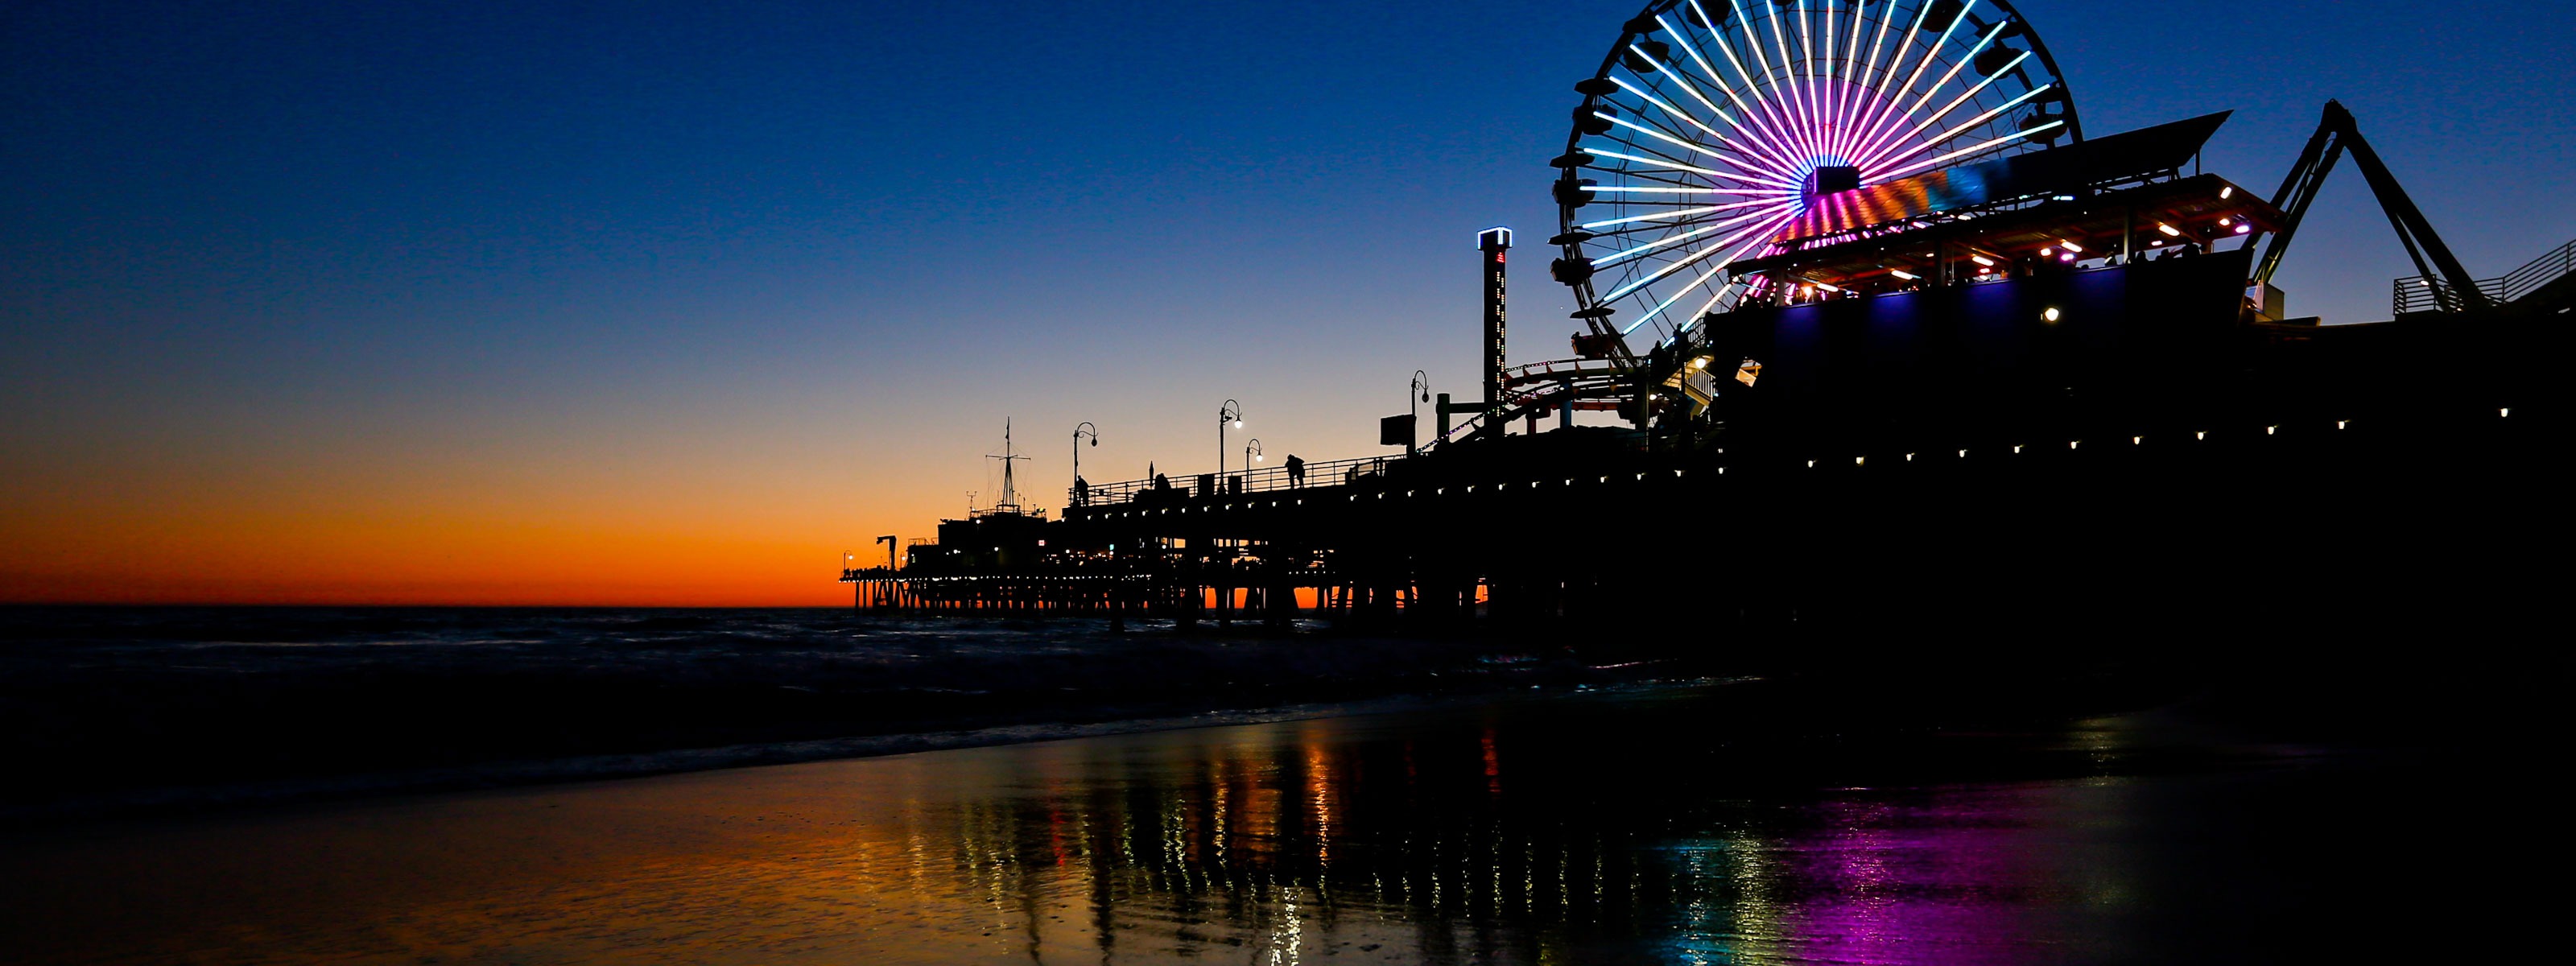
[1666,5,1805,171]
[1851,51,2038,171]
[1610,76,1807,184]
[1851,0,1979,171]
[1593,101,1805,186]
[1590,185,1800,197]
[1619,54,1814,184]
[1856,73,2048,175]
[1616,208,1803,334]
[1593,204,1796,270]
[1723,0,1817,164]
[1830,0,1873,161]
[1590,109,1732,170]
[1680,226,1799,332]
[1873,120,2062,181]
[1856,16,2013,172]
[1798,1,1822,163]
[1589,147,1803,192]
[1657,12,1814,181]
[1794,2,1831,167]
[1600,204,1801,303]
[1761,2,1822,165]
[1850,0,1940,155]
[1579,197,1802,231]
[1849,0,1909,153]
[1842,0,1903,162]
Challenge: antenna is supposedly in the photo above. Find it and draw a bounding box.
[986,419,1029,514]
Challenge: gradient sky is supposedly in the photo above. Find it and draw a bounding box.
[5,0,2570,605]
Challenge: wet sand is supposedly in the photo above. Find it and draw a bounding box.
[0,679,2545,964]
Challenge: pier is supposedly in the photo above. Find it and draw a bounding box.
[850,87,2571,638]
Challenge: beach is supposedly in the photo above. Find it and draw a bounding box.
[3,659,2557,964]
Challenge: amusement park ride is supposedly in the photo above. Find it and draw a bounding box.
[850,0,2566,640]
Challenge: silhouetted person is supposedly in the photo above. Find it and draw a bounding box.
[1072,476,1089,506]
[1153,473,1170,491]
[1285,455,1305,487]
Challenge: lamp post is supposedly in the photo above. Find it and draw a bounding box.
[1409,370,1430,455]
[1071,422,1098,504]
[1218,399,1242,478]
[1245,439,1263,479]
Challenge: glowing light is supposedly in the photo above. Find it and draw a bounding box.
[1598,206,1800,303]
[1659,9,1811,173]
[1851,0,1986,166]
[2058,240,2084,253]
[1605,76,1806,184]
[2219,218,2233,227]
[1970,254,1995,266]
[1591,205,1790,268]
[2041,247,2054,257]
[2042,308,2061,322]
[1579,198,1781,229]
[2221,186,2235,200]
[1580,147,1727,180]
[2235,224,2252,234]
[1856,69,2048,174]
[1590,185,1794,196]
[2158,223,2182,237]
[1814,282,1841,293]
[1889,269,1919,280]
[1872,121,2063,180]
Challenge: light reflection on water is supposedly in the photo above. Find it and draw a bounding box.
[2,687,2400,965]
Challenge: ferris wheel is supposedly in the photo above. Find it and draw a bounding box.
[1550,0,2082,353]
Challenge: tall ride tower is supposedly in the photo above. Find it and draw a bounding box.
[1477,227,1512,440]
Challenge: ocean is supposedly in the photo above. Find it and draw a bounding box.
[0,606,1577,820]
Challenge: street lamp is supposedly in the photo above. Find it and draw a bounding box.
[1071,422,1098,504]
[1218,399,1242,478]
[1246,439,1263,475]
[1409,370,1430,455]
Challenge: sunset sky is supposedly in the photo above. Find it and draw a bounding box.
[6,0,2570,605]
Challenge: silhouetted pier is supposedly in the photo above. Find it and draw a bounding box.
[848,102,2570,638]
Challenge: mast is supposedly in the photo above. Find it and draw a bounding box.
[987,419,1027,514]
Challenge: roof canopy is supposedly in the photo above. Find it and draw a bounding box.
[1777,112,2238,246]
[1732,174,2288,290]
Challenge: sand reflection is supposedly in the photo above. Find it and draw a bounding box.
[4,700,2170,964]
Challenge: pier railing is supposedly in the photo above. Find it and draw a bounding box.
[2394,235,2575,313]
[1073,454,1404,506]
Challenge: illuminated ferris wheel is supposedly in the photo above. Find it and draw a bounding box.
[1551,0,2081,351]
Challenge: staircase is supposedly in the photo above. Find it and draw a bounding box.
[2394,235,2576,315]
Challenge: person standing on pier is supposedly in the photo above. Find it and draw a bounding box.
[1286,454,1305,488]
